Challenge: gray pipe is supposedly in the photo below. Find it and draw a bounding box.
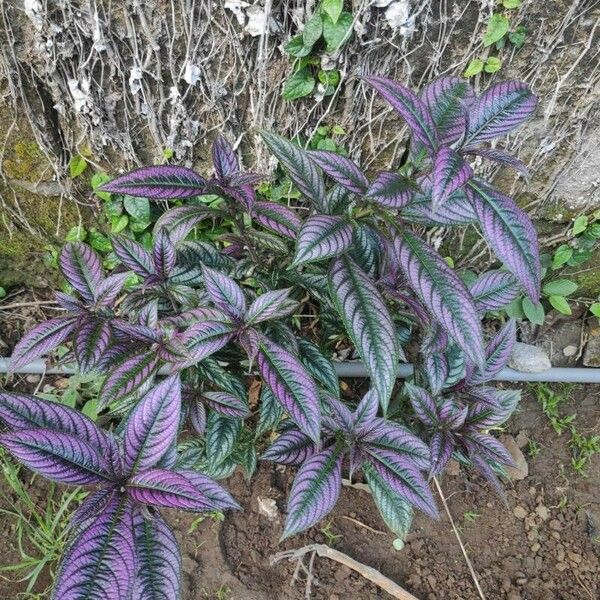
[3,358,600,383]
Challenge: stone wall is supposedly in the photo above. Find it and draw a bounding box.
[1,0,598,286]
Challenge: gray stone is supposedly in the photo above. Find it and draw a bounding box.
[501,435,529,481]
[583,324,600,366]
[509,342,551,373]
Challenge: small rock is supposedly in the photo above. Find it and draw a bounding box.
[257,496,278,520]
[557,547,565,562]
[583,324,600,366]
[568,551,582,564]
[536,505,550,521]
[509,342,551,373]
[531,543,541,553]
[555,562,569,572]
[563,345,577,357]
[516,577,528,586]
[513,506,528,519]
[426,575,437,589]
[501,435,529,480]
[445,459,460,476]
[549,519,562,531]
[515,430,529,449]
[25,374,40,383]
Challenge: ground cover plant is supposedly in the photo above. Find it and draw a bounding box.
[0,73,539,598]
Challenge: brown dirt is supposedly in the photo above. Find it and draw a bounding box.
[0,384,598,599]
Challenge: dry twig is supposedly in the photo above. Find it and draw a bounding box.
[270,543,419,600]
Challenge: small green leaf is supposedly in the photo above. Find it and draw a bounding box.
[572,215,588,236]
[482,14,510,47]
[589,302,600,317]
[162,147,174,160]
[0,286,6,299]
[566,250,591,267]
[332,125,345,135]
[552,245,573,269]
[111,214,129,233]
[548,295,571,315]
[285,34,312,58]
[542,279,578,297]
[322,11,353,52]
[65,225,87,242]
[508,25,526,48]
[282,68,315,100]
[316,138,337,151]
[302,12,323,51]
[522,297,545,325]
[463,58,484,78]
[505,297,525,320]
[69,155,88,178]
[317,69,340,86]
[502,0,521,8]
[91,173,112,201]
[124,196,150,222]
[484,56,502,73]
[322,0,343,24]
[82,399,99,420]
[88,229,112,253]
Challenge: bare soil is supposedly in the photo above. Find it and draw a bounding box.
[0,382,598,600]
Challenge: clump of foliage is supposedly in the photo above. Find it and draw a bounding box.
[283,1,353,100]
[1,73,539,598]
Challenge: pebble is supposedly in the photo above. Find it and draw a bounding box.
[568,551,582,564]
[531,543,541,553]
[509,342,551,373]
[516,577,528,586]
[555,562,569,572]
[549,519,562,531]
[536,505,550,521]
[502,435,529,480]
[257,496,278,520]
[513,505,528,519]
[25,374,40,383]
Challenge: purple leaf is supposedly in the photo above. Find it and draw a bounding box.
[462,147,529,179]
[123,374,181,473]
[100,165,207,199]
[261,429,317,465]
[98,349,160,409]
[292,215,353,267]
[469,319,516,384]
[212,135,238,180]
[424,354,449,396]
[297,338,340,399]
[329,256,398,413]
[362,76,438,152]
[365,172,415,208]
[220,183,256,211]
[282,446,344,539]
[111,235,155,278]
[127,469,214,510]
[188,399,207,435]
[94,273,131,307]
[465,81,537,147]
[437,398,468,430]
[404,383,437,427]
[54,292,85,314]
[470,454,507,501]
[307,150,369,194]
[0,391,109,452]
[394,231,485,367]
[176,470,241,510]
[246,289,296,324]
[202,265,246,320]
[468,180,540,300]
[10,317,78,370]
[202,391,250,419]
[153,228,176,279]
[175,321,236,368]
[402,184,477,226]
[253,201,301,239]
[421,76,475,145]
[238,328,261,363]
[463,432,515,467]
[261,132,326,210]
[257,337,321,443]
[111,320,162,344]
[363,421,431,471]
[74,318,111,373]
[466,389,520,428]
[431,146,473,211]
[468,270,520,313]
[70,488,116,530]
[59,242,103,303]
[0,429,113,485]
[54,496,136,600]
[366,447,438,518]
[353,389,380,434]
[429,432,454,477]
[154,205,217,245]
[132,508,182,600]
[323,185,353,215]
[324,395,354,433]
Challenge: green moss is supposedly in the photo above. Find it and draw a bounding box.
[3,140,48,182]
[563,250,600,298]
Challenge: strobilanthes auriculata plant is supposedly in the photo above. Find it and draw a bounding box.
[1,74,539,598]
